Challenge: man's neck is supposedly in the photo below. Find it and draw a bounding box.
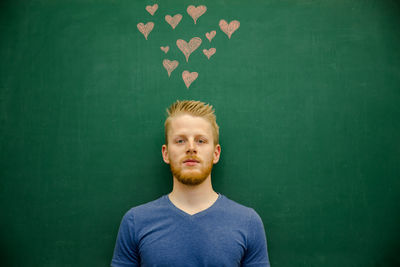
[168,176,219,215]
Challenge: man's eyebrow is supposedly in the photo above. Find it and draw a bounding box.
[172,134,187,138]
[172,134,208,138]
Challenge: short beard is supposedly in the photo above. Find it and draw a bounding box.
[170,161,213,186]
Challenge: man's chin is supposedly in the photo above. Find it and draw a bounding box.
[170,163,213,186]
[175,171,209,186]
[176,176,207,186]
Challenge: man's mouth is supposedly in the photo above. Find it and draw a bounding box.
[183,158,200,165]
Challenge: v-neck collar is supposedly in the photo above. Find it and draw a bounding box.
[165,194,222,218]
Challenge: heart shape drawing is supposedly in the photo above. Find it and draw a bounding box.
[187,5,207,24]
[163,59,179,77]
[219,20,240,39]
[145,4,158,16]
[203,48,216,59]
[182,71,198,88]
[176,37,202,62]
[137,22,154,40]
[205,31,216,42]
[165,14,182,29]
[160,46,169,54]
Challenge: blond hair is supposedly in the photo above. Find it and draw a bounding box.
[164,100,219,145]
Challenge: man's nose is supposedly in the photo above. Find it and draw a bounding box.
[186,140,197,153]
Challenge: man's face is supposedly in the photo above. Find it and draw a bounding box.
[162,114,221,186]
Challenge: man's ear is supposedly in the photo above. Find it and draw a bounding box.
[213,144,221,164]
[162,144,170,164]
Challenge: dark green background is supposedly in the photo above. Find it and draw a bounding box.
[1,0,399,266]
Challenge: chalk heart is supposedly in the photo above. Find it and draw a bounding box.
[182,71,198,89]
[187,5,207,24]
[163,59,179,77]
[137,22,154,40]
[203,48,216,59]
[160,46,169,54]
[145,4,158,16]
[205,31,216,42]
[176,37,202,62]
[165,14,182,29]
[219,20,240,39]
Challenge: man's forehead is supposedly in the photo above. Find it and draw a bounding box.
[168,114,212,133]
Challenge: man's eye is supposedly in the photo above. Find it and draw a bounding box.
[198,139,206,144]
[176,139,184,144]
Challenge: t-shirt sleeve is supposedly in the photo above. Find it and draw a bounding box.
[241,209,270,267]
[111,211,140,267]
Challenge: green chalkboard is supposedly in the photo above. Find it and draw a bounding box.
[1,0,399,266]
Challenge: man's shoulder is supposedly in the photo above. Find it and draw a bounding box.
[218,194,261,219]
[123,195,168,220]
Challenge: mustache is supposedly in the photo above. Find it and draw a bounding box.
[181,156,202,163]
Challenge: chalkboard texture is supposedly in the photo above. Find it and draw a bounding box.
[1,0,399,266]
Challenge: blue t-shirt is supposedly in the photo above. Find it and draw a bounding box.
[111,194,270,267]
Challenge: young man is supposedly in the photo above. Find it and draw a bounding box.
[111,100,270,267]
